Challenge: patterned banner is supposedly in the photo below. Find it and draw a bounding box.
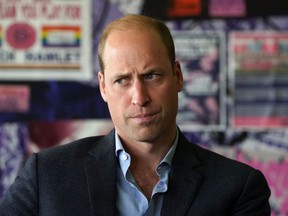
[0,123,27,198]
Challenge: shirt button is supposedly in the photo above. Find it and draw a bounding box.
[122,154,128,160]
[157,166,164,175]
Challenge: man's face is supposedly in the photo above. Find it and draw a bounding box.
[98,28,183,144]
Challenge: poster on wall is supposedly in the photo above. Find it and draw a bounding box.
[229,31,288,129]
[0,123,27,199]
[0,84,30,113]
[173,31,226,130]
[0,0,92,81]
[27,119,114,153]
[208,0,246,17]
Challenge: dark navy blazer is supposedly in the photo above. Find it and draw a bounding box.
[0,129,271,216]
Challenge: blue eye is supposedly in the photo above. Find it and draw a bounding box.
[114,76,131,86]
[115,78,122,83]
[145,72,162,81]
[115,78,125,84]
[146,73,154,79]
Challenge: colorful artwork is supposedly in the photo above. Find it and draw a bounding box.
[0,0,92,81]
[173,31,226,130]
[0,123,27,198]
[0,85,30,113]
[42,26,81,48]
[229,32,288,129]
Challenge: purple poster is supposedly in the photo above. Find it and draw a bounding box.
[172,31,226,130]
[0,123,27,198]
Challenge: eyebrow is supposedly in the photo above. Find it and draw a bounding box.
[108,67,162,80]
[109,72,131,82]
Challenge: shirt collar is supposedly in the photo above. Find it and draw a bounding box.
[114,128,179,166]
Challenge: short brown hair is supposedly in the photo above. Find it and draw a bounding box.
[97,14,175,72]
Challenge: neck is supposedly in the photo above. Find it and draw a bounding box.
[120,128,177,169]
[117,127,178,200]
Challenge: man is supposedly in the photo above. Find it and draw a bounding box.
[0,14,270,215]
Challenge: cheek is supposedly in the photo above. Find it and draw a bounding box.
[113,90,129,100]
[106,91,129,110]
[107,100,122,120]
[159,87,179,111]
[106,97,130,126]
[158,84,178,100]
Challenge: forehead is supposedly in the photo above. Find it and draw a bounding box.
[104,28,168,59]
[108,26,161,44]
[101,28,172,76]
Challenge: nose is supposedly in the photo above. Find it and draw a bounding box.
[131,80,150,107]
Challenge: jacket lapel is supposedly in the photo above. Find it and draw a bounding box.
[84,131,117,216]
[82,130,203,216]
[161,131,203,216]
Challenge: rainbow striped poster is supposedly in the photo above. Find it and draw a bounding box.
[42,26,81,48]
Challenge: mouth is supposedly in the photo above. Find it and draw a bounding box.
[131,112,158,124]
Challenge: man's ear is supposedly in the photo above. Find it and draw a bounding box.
[98,71,107,102]
[174,60,184,92]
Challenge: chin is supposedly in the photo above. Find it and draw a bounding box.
[133,130,159,143]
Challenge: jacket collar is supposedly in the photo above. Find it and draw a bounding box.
[84,130,117,216]
[161,130,203,216]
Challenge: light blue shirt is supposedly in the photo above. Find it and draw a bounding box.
[115,130,178,216]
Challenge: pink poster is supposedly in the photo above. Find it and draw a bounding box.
[229,31,288,129]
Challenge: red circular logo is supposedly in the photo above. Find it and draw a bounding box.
[6,23,36,50]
